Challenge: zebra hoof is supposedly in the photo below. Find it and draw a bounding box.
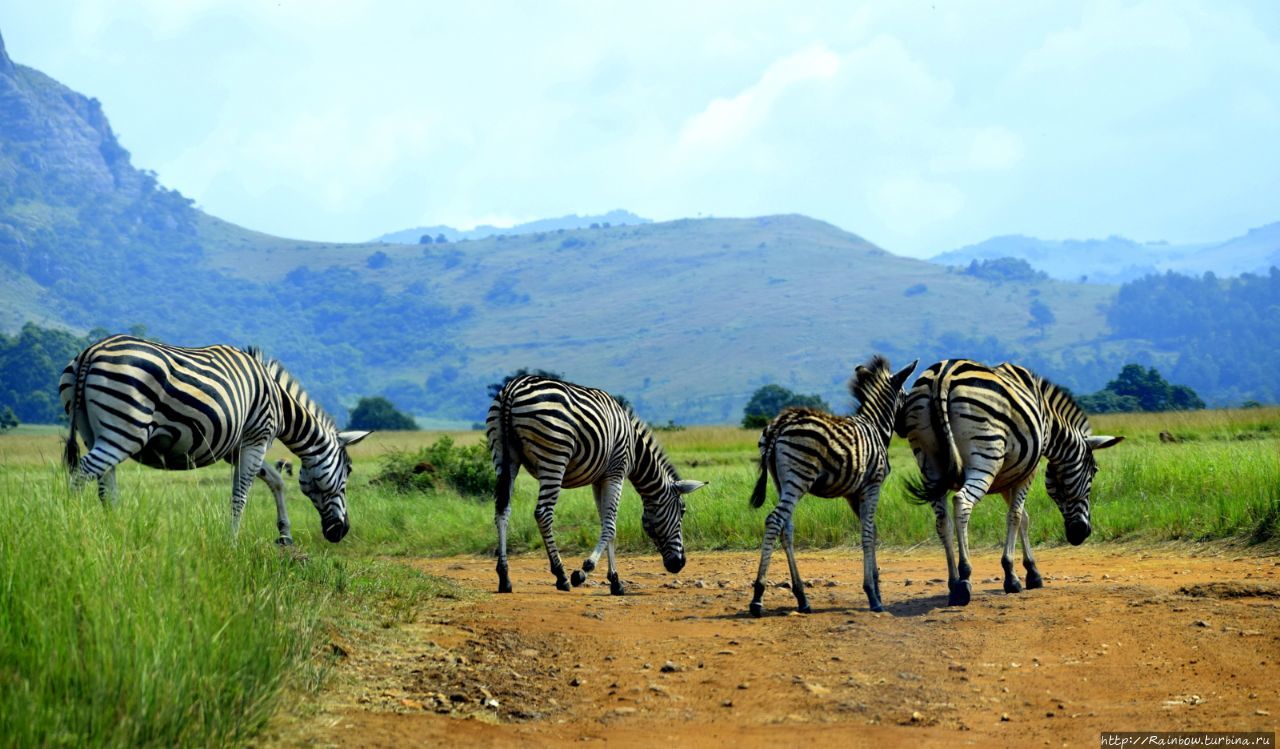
[948,579,971,607]
[556,578,571,592]
[570,570,587,587]
[498,581,512,593]
[797,602,812,614]
[868,602,885,613]
[275,536,294,547]
[1004,577,1023,594]
[1025,569,1044,589]
[581,558,595,573]
[749,601,765,618]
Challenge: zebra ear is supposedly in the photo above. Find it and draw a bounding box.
[338,430,373,447]
[892,360,919,388]
[674,479,706,495]
[1086,435,1123,451]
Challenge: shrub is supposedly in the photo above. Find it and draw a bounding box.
[373,437,495,498]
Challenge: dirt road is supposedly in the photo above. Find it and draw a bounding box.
[275,546,1279,747]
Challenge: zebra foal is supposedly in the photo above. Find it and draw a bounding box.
[749,356,916,615]
[60,334,370,543]
[487,375,705,594]
[896,359,1122,606]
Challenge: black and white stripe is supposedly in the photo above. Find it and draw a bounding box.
[748,356,916,615]
[896,359,1122,606]
[486,375,705,594]
[59,334,370,543]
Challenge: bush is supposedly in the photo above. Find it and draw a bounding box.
[741,384,830,428]
[373,437,495,498]
[348,396,418,431]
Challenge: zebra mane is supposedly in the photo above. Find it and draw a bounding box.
[248,347,338,434]
[631,411,682,482]
[848,354,897,416]
[1034,372,1092,436]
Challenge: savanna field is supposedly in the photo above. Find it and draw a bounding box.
[2,408,1278,747]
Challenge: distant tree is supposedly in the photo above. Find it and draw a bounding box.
[366,251,391,269]
[128,323,148,339]
[963,257,1047,283]
[418,234,432,245]
[347,396,417,431]
[904,283,928,297]
[434,233,448,244]
[742,384,830,428]
[1029,299,1056,336]
[1077,364,1205,414]
[0,406,18,432]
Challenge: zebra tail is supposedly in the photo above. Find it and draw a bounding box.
[750,427,775,509]
[495,394,516,516]
[930,373,964,490]
[63,353,89,473]
[749,456,769,508]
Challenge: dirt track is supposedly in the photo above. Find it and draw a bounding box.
[276,546,1280,748]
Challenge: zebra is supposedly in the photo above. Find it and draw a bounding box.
[486,374,705,595]
[748,356,917,616]
[896,359,1122,606]
[59,334,370,544]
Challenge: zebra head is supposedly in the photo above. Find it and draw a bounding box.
[1044,434,1123,545]
[298,430,372,542]
[641,478,705,573]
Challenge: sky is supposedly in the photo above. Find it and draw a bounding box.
[3,1,1279,257]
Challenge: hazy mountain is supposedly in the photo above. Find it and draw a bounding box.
[933,225,1278,284]
[374,210,651,244]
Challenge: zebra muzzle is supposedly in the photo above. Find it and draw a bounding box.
[1066,519,1091,546]
[323,515,349,543]
[664,554,686,574]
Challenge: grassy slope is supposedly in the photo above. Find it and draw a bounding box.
[199,213,1116,421]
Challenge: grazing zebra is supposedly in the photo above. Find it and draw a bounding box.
[59,334,370,543]
[896,359,1122,606]
[486,375,705,595]
[749,356,917,616]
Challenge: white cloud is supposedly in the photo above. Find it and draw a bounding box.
[675,44,841,156]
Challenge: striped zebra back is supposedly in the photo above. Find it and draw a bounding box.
[901,359,1121,540]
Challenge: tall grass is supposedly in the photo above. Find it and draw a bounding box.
[0,441,455,748]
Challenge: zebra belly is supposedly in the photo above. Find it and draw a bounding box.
[134,430,223,470]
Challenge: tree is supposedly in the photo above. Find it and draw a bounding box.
[0,406,18,432]
[741,384,830,428]
[347,396,417,431]
[418,234,432,245]
[366,251,391,269]
[1028,299,1055,336]
[1076,364,1205,414]
[434,233,448,244]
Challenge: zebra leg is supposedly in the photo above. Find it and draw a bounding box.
[533,475,572,591]
[574,475,624,588]
[97,467,119,504]
[751,488,800,617]
[606,539,623,596]
[494,451,518,593]
[949,477,989,606]
[230,443,269,541]
[853,486,884,612]
[1019,508,1044,589]
[495,499,514,593]
[1000,485,1031,594]
[933,498,966,607]
[256,461,293,545]
[782,515,811,613]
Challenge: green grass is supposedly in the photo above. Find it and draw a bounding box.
[0,435,459,749]
[1,407,1276,746]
